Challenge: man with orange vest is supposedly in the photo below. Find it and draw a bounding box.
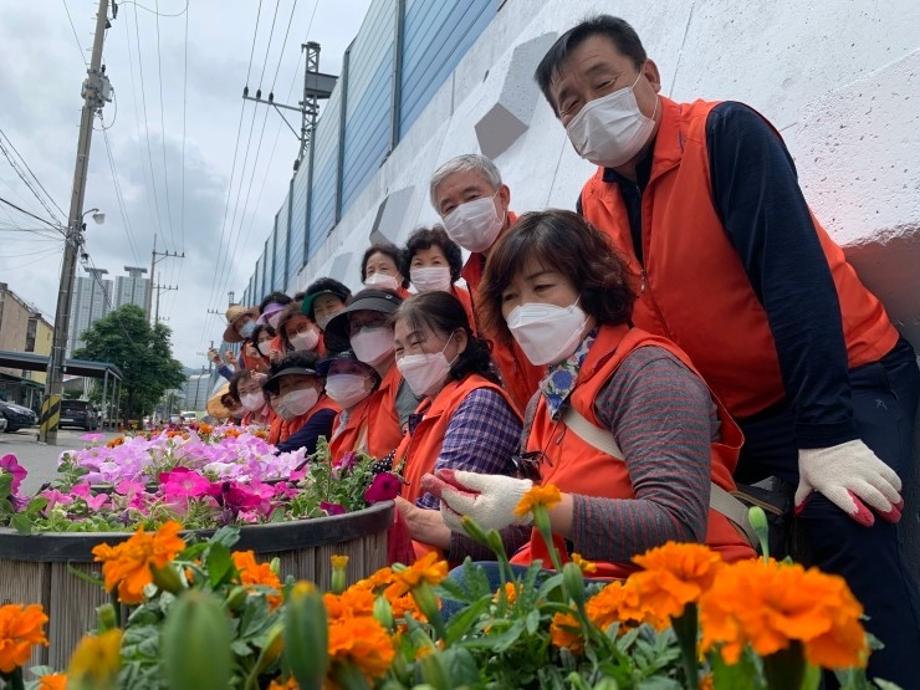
[534,15,919,685]
[429,154,544,414]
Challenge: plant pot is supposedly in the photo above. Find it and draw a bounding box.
[0,501,393,670]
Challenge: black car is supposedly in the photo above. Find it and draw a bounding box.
[60,399,99,431]
[0,400,38,432]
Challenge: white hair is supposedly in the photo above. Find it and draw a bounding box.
[429,154,502,210]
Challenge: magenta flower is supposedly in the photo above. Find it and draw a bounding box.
[162,469,211,502]
[80,432,105,443]
[39,489,73,509]
[320,501,346,516]
[0,454,27,495]
[85,494,109,511]
[115,479,145,498]
[333,451,358,474]
[70,482,92,499]
[364,472,402,504]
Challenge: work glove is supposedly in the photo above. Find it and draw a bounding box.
[420,469,533,533]
[795,439,903,526]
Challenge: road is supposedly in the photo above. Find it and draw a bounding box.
[0,428,119,495]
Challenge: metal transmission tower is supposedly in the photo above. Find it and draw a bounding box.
[242,42,337,170]
[40,0,113,444]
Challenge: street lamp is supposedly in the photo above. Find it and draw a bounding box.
[82,208,105,225]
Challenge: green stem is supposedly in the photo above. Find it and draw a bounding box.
[672,604,700,690]
[762,641,806,690]
[533,506,564,573]
[109,591,123,628]
[332,661,371,690]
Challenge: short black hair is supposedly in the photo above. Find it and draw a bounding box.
[535,15,647,115]
[303,277,351,318]
[250,323,276,345]
[479,210,635,344]
[402,226,463,283]
[259,291,292,313]
[228,369,265,400]
[360,242,409,288]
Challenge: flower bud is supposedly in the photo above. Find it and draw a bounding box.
[151,562,184,595]
[96,602,118,632]
[562,561,586,607]
[419,652,451,690]
[284,581,328,690]
[161,590,232,690]
[374,594,394,630]
[331,554,349,594]
[747,505,770,558]
[226,585,248,611]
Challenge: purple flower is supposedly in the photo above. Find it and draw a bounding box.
[333,451,357,473]
[80,432,105,443]
[0,454,27,495]
[320,501,346,516]
[364,472,402,504]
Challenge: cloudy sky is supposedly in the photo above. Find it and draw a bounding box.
[0,0,370,368]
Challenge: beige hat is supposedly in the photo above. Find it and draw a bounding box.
[222,304,259,343]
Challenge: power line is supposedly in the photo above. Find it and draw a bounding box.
[100,124,142,264]
[0,128,66,223]
[61,0,89,66]
[257,0,283,90]
[154,0,176,246]
[0,195,63,232]
[180,0,189,254]
[118,0,188,17]
[269,0,300,93]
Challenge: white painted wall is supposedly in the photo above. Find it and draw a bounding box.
[295,0,920,571]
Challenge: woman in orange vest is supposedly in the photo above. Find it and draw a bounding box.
[389,292,521,563]
[262,351,338,454]
[401,226,476,333]
[230,370,273,427]
[322,288,419,461]
[360,243,411,299]
[426,210,755,577]
[276,302,325,356]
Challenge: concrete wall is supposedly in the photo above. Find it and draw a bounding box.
[0,284,34,379]
[292,0,920,573]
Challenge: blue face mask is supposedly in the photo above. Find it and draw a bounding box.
[238,320,256,339]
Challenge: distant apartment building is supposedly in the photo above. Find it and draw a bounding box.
[68,267,112,356]
[114,266,150,311]
[0,281,54,405]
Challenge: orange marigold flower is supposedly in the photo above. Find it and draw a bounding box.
[357,566,395,592]
[327,615,395,682]
[628,542,723,627]
[67,629,122,683]
[268,676,298,690]
[699,558,867,668]
[37,674,68,690]
[514,483,562,518]
[330,554,349,569]
[549,611,584,654]
[198,422,213,435]
[386,552,448,598]
[324,587,376,620]
[0,603,49,673]
[586,580,656,632]
[232,550,282,608]
[699,674,714,690]
[571,553,598,575]
[493,582,519,605]
[92,521,186,604]
[106,436,125,448]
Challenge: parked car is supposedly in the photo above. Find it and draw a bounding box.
[59,399,99,431]
[0,417,7,433]
[0,400,38,432]
[180,411,199,425]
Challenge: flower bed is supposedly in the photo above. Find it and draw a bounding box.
[0,488,888,690]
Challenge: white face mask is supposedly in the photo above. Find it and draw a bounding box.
[289,328,320,352]
[364,272,400,291]
[240,392,265,412]
[443,194,505,253]
[410,266,452,293]
[325,373,371,409]
[274,388,319,421]
[237,320,256,339]
[256,340,272,357]
[396,333,458,398]
[506,300,588,366]
[350,326,394,366]
[565,73,658,169]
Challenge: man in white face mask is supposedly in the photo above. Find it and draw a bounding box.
[536,16,919,683]
[262,351,339,455]
[428,154,543,414]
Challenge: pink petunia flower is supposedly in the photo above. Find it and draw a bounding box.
[79,432,105,443]
[40,489,73,509]
[320,501,346,516]
[0,454,27,495]
[162,469,212,502]
[364,472,402,504]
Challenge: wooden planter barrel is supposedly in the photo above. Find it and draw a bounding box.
[0,501,393,670]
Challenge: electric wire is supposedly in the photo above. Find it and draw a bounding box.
[0,195,64,232]
[100,123,142,264]
[0,128,66,224]
[117,0,189,18]
[61,0,89,66]
[154,0,176,246]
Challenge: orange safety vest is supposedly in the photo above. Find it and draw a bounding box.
[328,365,405,461]
[450,285,477,336]
[242,405,273,428]
[579,97,898,419]
[395,374,521,560]
[511,323,755,578]
[461,212,545,415]
[268,395,340,445]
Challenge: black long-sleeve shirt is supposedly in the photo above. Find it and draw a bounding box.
[579,101,858,449]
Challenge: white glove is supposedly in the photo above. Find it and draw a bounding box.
[795,439,903,526]
[419,469,533,533]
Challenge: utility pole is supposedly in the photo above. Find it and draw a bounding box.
[153,283,178,324]
[148,233,184,324]
[40,0,112,444]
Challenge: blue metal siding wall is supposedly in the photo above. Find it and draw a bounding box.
[254,254,264,304]
[262,237,273,296]
[274,202,289,292]
[399,0,496,137]
[308,86,343,258]
[341,0,396,213]
[290,165,309,273]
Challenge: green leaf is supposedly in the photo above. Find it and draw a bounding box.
[231,639,252,657]
[873,680,904,690]
[65,563,105,587]
[637,678,682,690]
[206,543,233,588]
[445,594,491,645]
[10,512,33,535]
[536,573,565,601]
[209,526,241,550]
[711,648,764,690]
[525,608,541,635]
[25,497,48,516]
[0,472,12,500]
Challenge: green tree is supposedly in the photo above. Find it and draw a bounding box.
[74,304,185,421]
